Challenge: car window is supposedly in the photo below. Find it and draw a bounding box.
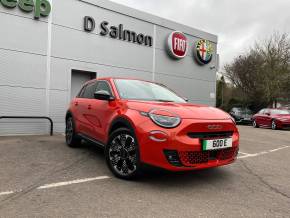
[114,79,186,103]
[77,85,87,98]
[258,109,265,114]
[271,109,290,115]
[95,81,112,95]
[82,82,97,99]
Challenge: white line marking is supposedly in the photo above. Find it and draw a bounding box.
[269,146,290,152]
[238,145,290,159]
[239,151,250,155]
[0,191,14,196]
[37,176,110,190]
[1,147,289,195]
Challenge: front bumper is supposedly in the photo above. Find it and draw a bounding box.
[134,117,239,171]
[277,120,290,129]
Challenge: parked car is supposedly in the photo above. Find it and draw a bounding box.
[65,78,239,179]
[229,107,253,124]
[252,108,290,130]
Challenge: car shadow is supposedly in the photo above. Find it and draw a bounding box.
[76,140,233,187]
[136,167,232,187]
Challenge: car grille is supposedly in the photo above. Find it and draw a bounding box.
[178,147,238,166]
[187,131,233,139]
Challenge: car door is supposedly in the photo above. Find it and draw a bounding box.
[86,80,117,143]
[71,84,87,133]
[255,109,264,126]
[264,109,272,127]
[77,81,98,137]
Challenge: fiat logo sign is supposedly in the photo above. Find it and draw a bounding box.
[167,31,188,59]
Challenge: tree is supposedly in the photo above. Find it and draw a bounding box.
[224,32,290,112]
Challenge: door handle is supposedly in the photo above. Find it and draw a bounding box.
[88,105,92,110]
[74,102,78,106]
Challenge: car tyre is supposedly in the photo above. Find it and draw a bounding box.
[105,127,142,180]
[271,120,277,130]
[252,119,259,128]
[65,116,81,148]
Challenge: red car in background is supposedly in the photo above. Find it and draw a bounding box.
[252,108,290,130]
[66,78,239,179]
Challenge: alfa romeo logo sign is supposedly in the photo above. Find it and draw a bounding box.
[167,31,188,59]
[194,39,213,65]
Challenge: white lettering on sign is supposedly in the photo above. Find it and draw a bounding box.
[174,38,186,52]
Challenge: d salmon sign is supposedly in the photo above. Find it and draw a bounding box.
[194,39,213,65]
[167,31,188,59]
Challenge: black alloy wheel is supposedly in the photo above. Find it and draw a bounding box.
[65,116,81,147]
[105,128,141,179]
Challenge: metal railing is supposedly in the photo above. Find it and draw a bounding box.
[0,116,53,136]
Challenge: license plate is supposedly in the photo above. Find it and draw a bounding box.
[202,138,232,151]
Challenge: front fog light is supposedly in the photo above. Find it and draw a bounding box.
[149,130,168,142]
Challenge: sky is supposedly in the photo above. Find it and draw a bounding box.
[109,0,290,70]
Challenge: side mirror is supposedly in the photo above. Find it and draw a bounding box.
[265,112,270,116]
[94,90,114,101]
[183,97,189,102]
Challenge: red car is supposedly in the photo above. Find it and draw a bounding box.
[252,108,290,130]
[65,78,239,179]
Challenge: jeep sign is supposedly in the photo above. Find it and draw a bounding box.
[167,31,188,59]
[0,0,51,19]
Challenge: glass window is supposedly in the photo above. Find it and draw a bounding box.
[96,81,112,95]
[77,85,87,98]
[264,109,270,114]
[271,109,290,115]
[114,79,186,103]
[82,82,97,99]
[258,109,265,114]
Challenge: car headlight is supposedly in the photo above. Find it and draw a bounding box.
[147,109,181,128]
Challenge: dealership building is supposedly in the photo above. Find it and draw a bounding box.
[0,0,218,135]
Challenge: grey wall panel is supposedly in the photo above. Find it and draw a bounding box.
[0,122,50,136]
[154,73,216,106]
[53,0,154,37]
[0,50,47,88]
[49,90,69,133]
[0,12,48,54]
[49,90,68,123]
[97,66,152,81]
[0,86,47,135]
[53,122,65,133]
[50,58,70,91]
[154,49,216,82]
[50,57,153,94]
[0,86,46,116]
[50,57,100,91]
[51,25,153,72]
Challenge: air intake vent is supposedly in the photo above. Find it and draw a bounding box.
[187,131,233,139]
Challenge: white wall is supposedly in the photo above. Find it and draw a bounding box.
[0,0,217,135]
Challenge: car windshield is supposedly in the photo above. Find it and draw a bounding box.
[271,109,290,115]
[114,79,186,103]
